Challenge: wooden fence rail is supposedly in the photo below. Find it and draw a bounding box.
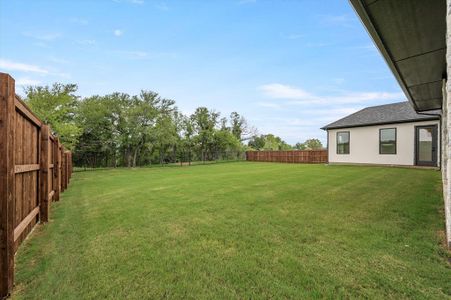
[0,73,73,298]
[246,150,328,164]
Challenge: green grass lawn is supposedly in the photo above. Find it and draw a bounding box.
[13,162,450,299]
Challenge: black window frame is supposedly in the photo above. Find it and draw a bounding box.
[379,128,397,155]
[336,131,350,155]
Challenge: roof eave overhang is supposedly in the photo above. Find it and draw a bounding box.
[349,0,420,111]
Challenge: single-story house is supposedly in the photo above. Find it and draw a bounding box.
[322,102,440,167]
[348,0,450,248]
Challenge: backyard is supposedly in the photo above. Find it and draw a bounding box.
[13,162,450,299]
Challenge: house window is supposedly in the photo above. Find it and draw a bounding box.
[337,131,350,154]
[379,128,396,154]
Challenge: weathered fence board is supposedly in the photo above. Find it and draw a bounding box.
[0,73,73,298]
[246,150,328,164]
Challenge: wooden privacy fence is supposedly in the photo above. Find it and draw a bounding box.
[0,73,73,298]
[246,150,328,164]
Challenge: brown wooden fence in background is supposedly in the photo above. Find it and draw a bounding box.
[246,150,328,164]
[0,73,73,298]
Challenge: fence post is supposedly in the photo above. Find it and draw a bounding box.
[0,73,15,298]
[65,152,68,187]
[67,152,70,183]
[40,125,50,223]
[54,138,61,201]
[68,152,70,181]
[61,147,65,192]
[64,152,68,189]
[69,152,72,181]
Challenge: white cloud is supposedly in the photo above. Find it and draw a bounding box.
[284,118,316,126]
[16,77,42,86]
[70,17,89,25]
[114,29,124,37]
[282,33,304,40]
[121,50,148,59]
[34,41,50,48]
[259,83,313,100]
[0,59,49,74]
[306,107,363,123]
[53,72,71,79]
[259,83,404,105]
[238,0,256,4]
[75,39,96,45]
[332,78,345,85]
[325,92,404,104]
[22,32,62,41]
[256,102,282,109]
[47,57,70,64]
[155,2,169,10]
[305,42,332,48]
[113,50,177,60]
[319,14,355,27]
[113,0,144,4]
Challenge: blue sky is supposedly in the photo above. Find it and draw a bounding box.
[0,0,405,144]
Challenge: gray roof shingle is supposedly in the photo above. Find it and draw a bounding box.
[321,102,439,130]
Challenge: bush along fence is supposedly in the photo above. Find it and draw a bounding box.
[0,73,73,298]
[246,150,328,164]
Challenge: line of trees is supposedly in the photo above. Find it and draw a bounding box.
[22,83,324,168]
[23,84,256,168]
[248,135,323,151]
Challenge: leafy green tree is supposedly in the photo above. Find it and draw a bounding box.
[76,95,118,167]
[181,116,195,164]
[24,83,82,150]
[248,134,291,150]
[248,135,266,150]
[230,112,255,141]
[155,112,178,165]
[294,142,307,150]
[293,139,323,151]
[212,126,242,159]
[230,111,244,140]
[191,107,219,161]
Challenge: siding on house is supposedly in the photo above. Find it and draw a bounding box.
[328,120,440,166]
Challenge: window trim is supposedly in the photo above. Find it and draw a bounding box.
[336,131,350,155]
[379,127,397,155]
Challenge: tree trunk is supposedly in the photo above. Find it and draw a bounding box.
[123,148,127,167]
[132,146,140,167]
[127,147,133,168]
[160,145,164,166]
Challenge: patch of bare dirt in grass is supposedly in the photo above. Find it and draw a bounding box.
[168,223,186,237]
